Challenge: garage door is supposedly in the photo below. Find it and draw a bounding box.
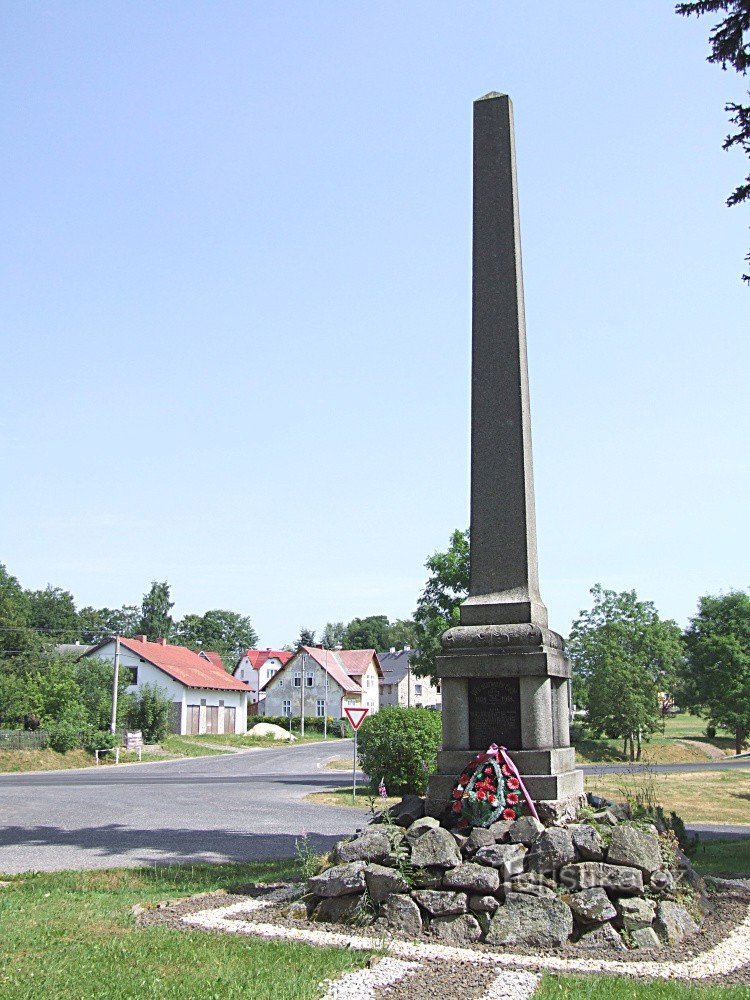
[206,706,219,735]
[186,705,200,735]
[223,706,236,734]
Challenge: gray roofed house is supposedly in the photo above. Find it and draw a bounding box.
[55,643,95,657]
[378,647,441,710]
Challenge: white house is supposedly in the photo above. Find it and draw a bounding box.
[261,646,382,719]
[233,649,293,707]
[84,635,250,736]
[379,647,440,710]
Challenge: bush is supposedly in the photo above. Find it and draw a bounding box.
[127,684,171,742]
[357,707,442,795]
[48,722,81,753]
[81,728,120,754]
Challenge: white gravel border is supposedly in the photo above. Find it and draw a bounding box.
[181,891,750,983]
[319,957,421,998]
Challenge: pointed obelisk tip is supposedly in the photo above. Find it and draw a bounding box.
[475,91,509,102]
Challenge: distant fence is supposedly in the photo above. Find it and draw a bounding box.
[0,729,49,750]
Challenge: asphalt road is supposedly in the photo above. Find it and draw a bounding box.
[0,740,368,873]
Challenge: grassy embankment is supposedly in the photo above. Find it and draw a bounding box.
[575,713,742,765]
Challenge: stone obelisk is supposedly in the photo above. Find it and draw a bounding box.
[426,93,583,819]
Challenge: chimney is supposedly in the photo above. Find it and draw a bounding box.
[135,635,148,643]
[389,646,396,654]
[404,645,411,652]
[156,637,167,646]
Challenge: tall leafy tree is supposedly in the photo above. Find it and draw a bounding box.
[568,585,685,761]
[0,564,38,658]
[677,0,750,281]
[174,609,258,664]
[27,586,78,642]
[411,529,470,682]
[386,619,420,651]
[138,581,174,641]
[681,590,750,753]
[320,621,347,648]
[344,615,392,651]
[78,605,140,644]
[296,627,316,648]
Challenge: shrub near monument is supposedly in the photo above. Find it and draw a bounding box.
[356,707,442,796]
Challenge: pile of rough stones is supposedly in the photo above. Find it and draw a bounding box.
[295,795,705,951]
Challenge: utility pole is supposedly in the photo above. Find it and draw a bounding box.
[300,650,306,738]
[110,634,121,734]
[323,647,329,741]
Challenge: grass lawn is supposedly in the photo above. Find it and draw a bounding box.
[0,861,371,1000]
[306,785,403,810]
[536,977,750,1000]
[0,747,177,773]
[574,713,740,765]
[690,837,750,876]
[585,767,750,825]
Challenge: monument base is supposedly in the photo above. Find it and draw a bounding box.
[425,762,584,819]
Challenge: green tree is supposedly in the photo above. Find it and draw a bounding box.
[344,615,391,650]
[174,609,258,664]
[27,586,78,642]
[296,627,316,648]
[386,618,420,651]
[320,621,347,648]
[682,590,750,754]
[128,683,172,742]
[677,0,750,282]
[568,585,685,761]
[410,529,470,682]
[78,605,140,644]
[138,582,174,641]
[0,564,39,658]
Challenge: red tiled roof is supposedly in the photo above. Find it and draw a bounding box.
[241,649,294,672]
[337,649,382,677]
[259,646,364,694]
[96,637,250,692]
[200,651,224,671]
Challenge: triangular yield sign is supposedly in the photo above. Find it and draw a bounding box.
[344,706,369,730]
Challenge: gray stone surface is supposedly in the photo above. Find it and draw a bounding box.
[364,863,410,903]
[617,896,656,930]
[559,862,644,896]
[404,817,440,843]
[443,861,500,894]
[508,816,544,845]
[489,819,514,842]
[650,869,675,894]
[606,826,662,876]
[332,831,390,865]
[486,893,573,947]
[567,887,617,924]
[527,827,575,873]
[630,926,662,950]
[576,922,627,951]
[410,827,462,869]
[655,900,700,944]
[501,881,556,900]
[466,827,495,854]
[388,794,426,827]
[308,861,366,898]
[314,894,365,924]
[469,893,499,913]
[412,889,468,916]
[376,893,423,936]
[570,824,604,861]
[474,842,527,877]
[429,913,483,944]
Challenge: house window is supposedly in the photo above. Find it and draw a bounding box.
[124,667,138,685]
[345,698,357,707]
[415,684,422,696]
[305,673,314,687]
[278,678,284,688]
[282,699,291,717]
[316,699,325,717]
[293,672,301,688]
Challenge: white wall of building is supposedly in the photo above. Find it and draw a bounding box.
[261,652,380,718]
[234,655,285,705]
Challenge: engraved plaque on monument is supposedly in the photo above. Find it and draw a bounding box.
[468,677,522,749]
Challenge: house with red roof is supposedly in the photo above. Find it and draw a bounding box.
[84,635,250,736]
[233,649,293,708]
[260,646,382,720]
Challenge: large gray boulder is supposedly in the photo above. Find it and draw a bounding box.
[576,923,627,951]
[410,827,462,869]
[465,828,495,854]
[376,893,423,935]
[412,889,467,916]
[559,862,643,896]
[314,894,365,924]
[527,828,576,873]
[387,794,425,828]
[469,894,499,913]
[364,863,410,904]
[617,896,656,930]
[308,861,366,898]
[607,826,662,876]
[489,819,514,842]
[443,862,500,894]
[630,926,662,950]
[568,887,617,924]
[404,817,440,843]
[429,913,483,944]
[486,893,573,947]
[570,824,605,861]
[332,832,390,865]
[507,816,544,845]
[655,901,700,945]
[474,843,527,878]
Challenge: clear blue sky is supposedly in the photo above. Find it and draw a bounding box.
[2,2,747,648]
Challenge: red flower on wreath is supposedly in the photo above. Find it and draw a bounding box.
[452,788,463,799]
[476,789,486,801]
[506,792,520,805]
[506,776,520,790]
[452,801,462,813]
[502,808,517,820]
[459,774,470,784]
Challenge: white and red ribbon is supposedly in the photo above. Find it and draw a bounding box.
[486,742,540,822]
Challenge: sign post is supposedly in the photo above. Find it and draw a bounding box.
[343,706,369,798]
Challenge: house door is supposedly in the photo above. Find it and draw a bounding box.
[223,706,236,734]
[186,705,200,735]
[206,706,219,735]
